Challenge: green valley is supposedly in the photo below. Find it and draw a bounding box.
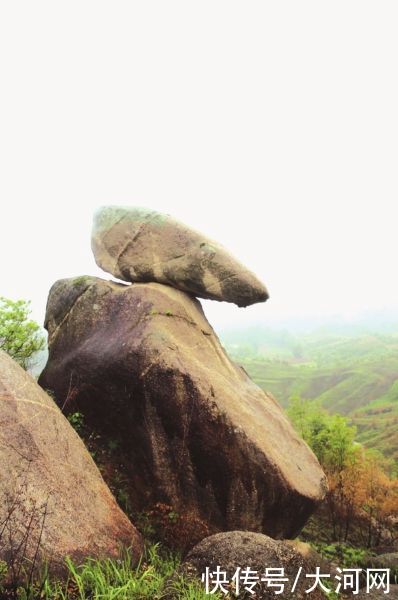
[221,324,398,463]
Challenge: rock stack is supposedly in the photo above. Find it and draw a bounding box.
[39,206,327,540]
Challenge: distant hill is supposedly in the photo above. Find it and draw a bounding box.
[220,324,398,462]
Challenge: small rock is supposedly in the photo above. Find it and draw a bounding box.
[184,531,326,599]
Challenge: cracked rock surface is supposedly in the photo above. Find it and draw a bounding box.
[91,206,269,307]
[39,276,327,539]
[0,350,143,576]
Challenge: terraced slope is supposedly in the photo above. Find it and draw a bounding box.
[221,328,398,462]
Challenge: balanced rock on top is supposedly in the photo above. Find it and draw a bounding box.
[91,206,269,307]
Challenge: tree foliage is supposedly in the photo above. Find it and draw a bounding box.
[288,395,398,547]
[288,395,357,471]
[0,297,45,370]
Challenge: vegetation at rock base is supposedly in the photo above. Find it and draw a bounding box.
[311,541,368,568]
[287,396,398,548]
[66,412,85,435]
[0,544,218,600]
[0,297,45,370]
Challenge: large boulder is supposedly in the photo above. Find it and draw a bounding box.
[91,206,269,307]
[0,350,143,577]
[39,276,327,539]
[183,531,326,599]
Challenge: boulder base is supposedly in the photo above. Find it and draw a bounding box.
[39,276,327,540]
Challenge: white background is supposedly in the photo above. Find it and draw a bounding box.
[1,1,397,329]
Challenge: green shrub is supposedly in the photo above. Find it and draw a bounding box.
[313,541,368,567]
[67,412,85,434]
[0,297,45,370]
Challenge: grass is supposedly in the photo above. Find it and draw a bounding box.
[311,542,368,568]
[1,544,218,600]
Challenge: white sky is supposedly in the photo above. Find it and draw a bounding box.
[1,1,397,330]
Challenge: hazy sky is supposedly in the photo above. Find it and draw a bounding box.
[1,2,397,330]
